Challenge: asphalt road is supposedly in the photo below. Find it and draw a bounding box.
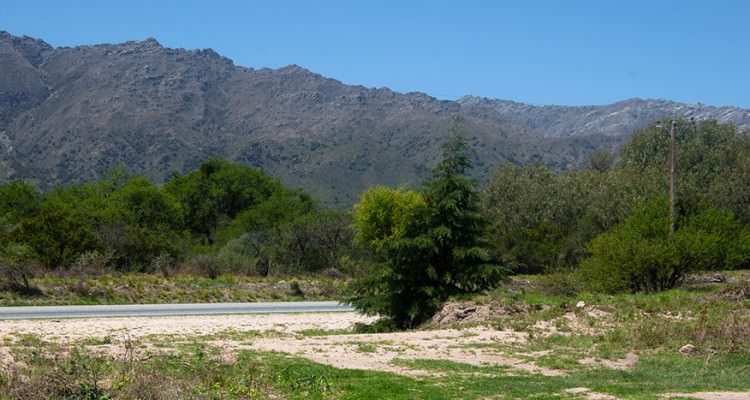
[0,301,354,320]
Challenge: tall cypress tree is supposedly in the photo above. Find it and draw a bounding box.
[422,128,508,297]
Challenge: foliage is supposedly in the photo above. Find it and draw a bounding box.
[0,242,39,293]
[581,196,750,293]
[274,209,354,273]
[165,158,283,244]
[352,186,427,247]
[0,159,343,277]
[99,177,186,270]
[587,149,614,172]
[215,190,354,275]
[13,202,102,269]
[0,181,41,227]
[621,119,750,222]
[481,164,655,273]
[481,119,750,277]
[421,131,508,294]
[347,130,507,328]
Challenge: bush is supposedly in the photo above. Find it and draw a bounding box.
[14,206,101,269]
[581,197,750,293]
[182,254,222,279]
[150,252,177,277]
[0,242,39,293]
[69,250,113,294]
[534,271,584,297]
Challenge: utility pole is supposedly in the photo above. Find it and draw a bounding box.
[669,120,676,235]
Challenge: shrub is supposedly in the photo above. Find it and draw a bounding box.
[150,252,177,277]
[69,250,113,294]
[183,254,222,279]
[581,197,750,293]
[14,206,101,269]
[534,271,585,297]
[0,242,39,293]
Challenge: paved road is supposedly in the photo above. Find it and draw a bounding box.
[0,301,354,320]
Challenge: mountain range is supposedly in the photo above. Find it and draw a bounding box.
[1,31,749,206]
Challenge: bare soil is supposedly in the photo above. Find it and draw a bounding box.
[2,305,749,400]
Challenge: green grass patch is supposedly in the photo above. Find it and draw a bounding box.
[355,343,378,353]
[296,328,354,337]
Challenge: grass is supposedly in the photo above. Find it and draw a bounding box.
[0,272,345,306]
[4,341,749,399]
[1,270,748,398]
[355,343,378,353]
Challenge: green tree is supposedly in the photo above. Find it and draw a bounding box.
[100,177,186,270]
[0,181,41,224]
[481,161,663,274]
[166,159,283,244]
[621,119,750,222]
[353,186,427,248]
[273,209,354,273]
[421,132,507,294]
[13,204,101,269]
[346,130,507,329]
[216,189,316,275]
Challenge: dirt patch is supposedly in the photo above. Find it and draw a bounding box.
[0,312,376,343]
[0,312,573,378]
[717,276,750,301]
[662,392,750,400]
[430,301,530,325]
[563,387,620,400]
[534,307,612,337]
[579,351,638,370]
[0,346,15,368]
[243,326,560,377]
[0,309,644,379]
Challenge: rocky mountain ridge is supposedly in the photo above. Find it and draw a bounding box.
[458,97,750,138]
[1,31,748,205]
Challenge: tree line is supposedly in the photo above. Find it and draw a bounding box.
[1,119,749,327]
[0,159,356,292]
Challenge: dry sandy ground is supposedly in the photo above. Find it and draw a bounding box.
[0,312,376,340]
[1,311,748,400]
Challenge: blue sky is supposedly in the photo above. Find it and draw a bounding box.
[3,1,749,108]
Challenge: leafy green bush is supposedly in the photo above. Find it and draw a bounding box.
[14,205,102,269]
[100,177,187,271]
[581,197,750,293]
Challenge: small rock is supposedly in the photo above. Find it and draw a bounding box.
[576,301,586,309]
[679,344,697,355]
[710,273,727,283]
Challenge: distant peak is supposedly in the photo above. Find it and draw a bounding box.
[278,64,311,73]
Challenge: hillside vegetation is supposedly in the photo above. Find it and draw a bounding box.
[0,119,748,314]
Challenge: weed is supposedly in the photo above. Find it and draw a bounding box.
[355,343,377,353]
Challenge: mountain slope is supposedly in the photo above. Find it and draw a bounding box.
[1,32,748,205]
[458,96,750,138]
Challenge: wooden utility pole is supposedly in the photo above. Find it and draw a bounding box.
[669,120,676,234]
